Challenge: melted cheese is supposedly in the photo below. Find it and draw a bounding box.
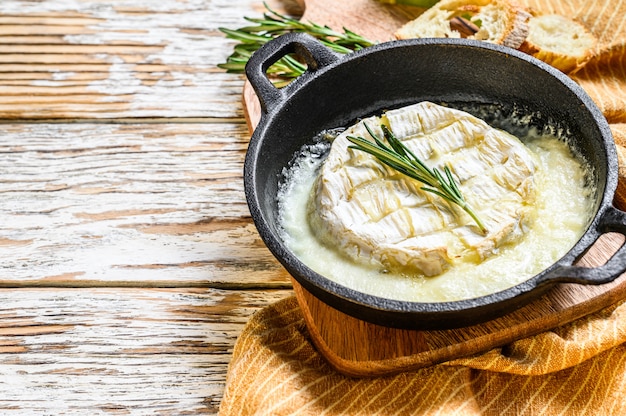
[277,103,595,302]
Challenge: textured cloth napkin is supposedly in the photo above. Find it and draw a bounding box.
[220,296,626,415]
[220,0,626,414]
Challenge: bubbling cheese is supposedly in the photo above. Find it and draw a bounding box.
[277,102,595,303]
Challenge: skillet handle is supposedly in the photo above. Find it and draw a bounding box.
[245,33,341,115]
[542,205,626,285]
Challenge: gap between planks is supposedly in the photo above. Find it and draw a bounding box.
[0,117,249,124]
[0,280,293,290]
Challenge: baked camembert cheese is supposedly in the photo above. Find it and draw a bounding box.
[308,102,536,276]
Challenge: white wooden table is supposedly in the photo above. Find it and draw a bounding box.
[0,0,294,413]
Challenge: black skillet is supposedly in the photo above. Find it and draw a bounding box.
[243,32,626,330]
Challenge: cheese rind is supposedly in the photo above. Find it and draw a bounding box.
[309,102,537,276]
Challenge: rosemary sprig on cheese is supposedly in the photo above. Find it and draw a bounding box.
[347,124,488,233]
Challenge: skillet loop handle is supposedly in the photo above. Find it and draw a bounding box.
[545,206,626,285]
[245,33,340,115]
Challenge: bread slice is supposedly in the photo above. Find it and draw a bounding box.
[394,0,531,49]
[519,14,597,74]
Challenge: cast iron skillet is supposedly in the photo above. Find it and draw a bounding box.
[244,32,626,330]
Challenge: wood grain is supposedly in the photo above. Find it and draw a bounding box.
[0,122,291,288]
[0,287,291,413]
[0,0,292,413]
[0,1,251,120]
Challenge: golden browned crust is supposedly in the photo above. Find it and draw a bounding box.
[394,0,531,49]
[519,14,597,74]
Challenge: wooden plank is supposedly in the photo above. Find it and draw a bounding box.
[0,0,263,120]
[0,122,291,287]
[0,287,292,414]
[0,0,299,414]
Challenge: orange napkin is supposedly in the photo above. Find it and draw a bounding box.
[220,0,626,414]
[220,296,626,415]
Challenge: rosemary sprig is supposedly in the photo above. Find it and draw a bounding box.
[347,124,487,233]
[218,3,376,87]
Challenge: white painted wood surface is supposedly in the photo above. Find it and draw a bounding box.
[0,288,289,414]
[0,0,294,413]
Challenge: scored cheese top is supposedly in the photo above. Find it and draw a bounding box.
[308,101,537,276]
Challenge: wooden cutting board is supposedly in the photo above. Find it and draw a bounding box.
[243,0,626,377]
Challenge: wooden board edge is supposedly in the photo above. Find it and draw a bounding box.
[293,272,626,377]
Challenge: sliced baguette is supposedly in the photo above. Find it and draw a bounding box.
[519,14,597,74]
[394,0,531,49]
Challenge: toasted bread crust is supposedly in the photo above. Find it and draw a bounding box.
[394,1,597,74]
[519,14,597,74]
[394,0,531,49]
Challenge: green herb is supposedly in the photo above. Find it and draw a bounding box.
[218,3,376,87]
[347,124,488,233]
